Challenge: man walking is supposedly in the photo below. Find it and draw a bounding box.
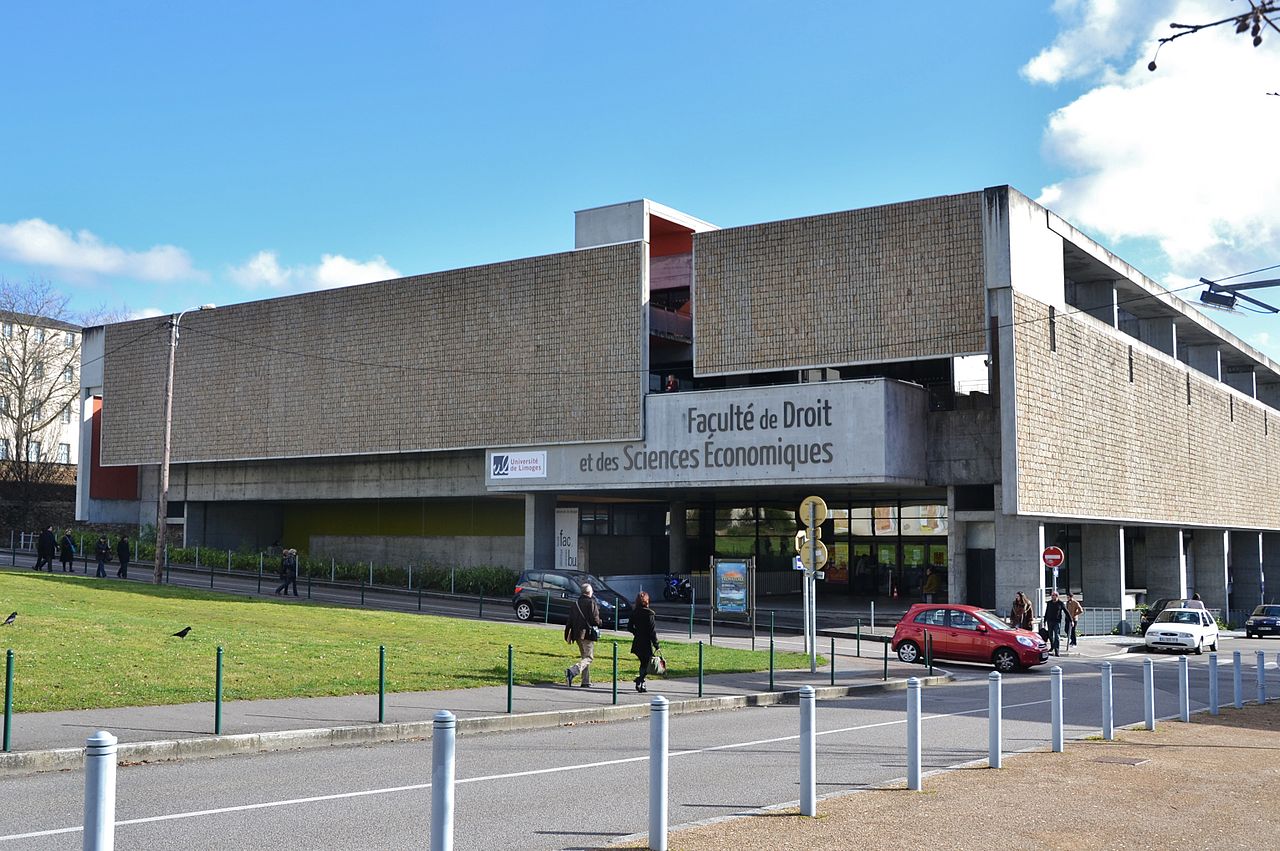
[1065,592,1085,646]
[59,530,76,572]
[1044,590,1070,656]
[33,525,55,571]
[115,535,131,579]
[564,583,602,688]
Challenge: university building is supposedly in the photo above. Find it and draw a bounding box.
[76,187,1280,621]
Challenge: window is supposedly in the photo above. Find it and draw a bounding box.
[60,405,72,424]
[0,439,8,460]
[26,440,40,462]
[1,322,11,339]
[30,402,42,419]
[1,356,9,374]
[34,328,45,343]
[949,611,979,631]
[56,443,69,464]
[32,361,43,380]
[63,365,74,383]
[64,331,75,348]
[913,608,947,626]
[0,396,9,414]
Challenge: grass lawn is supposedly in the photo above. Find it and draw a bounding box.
[0,573,810,713]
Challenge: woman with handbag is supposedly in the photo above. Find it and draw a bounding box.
[564,583,602,688]
[628,591,660,693]
[1011,591,1033,631]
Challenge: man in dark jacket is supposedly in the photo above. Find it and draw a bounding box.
[564,583,602,688]
[1043,590,1070,657]
[115,536,131,579]
[59,530,76,572]
[34,526,56,571]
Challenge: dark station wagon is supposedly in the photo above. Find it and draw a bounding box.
[511,569,633,627]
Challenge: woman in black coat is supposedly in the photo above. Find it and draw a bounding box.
[628,591,660,693]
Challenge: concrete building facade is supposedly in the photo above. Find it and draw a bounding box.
[77,188,1280,622]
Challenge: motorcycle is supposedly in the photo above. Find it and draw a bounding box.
[662,573,693,603]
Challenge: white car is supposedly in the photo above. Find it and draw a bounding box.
[1145,607,1219,654]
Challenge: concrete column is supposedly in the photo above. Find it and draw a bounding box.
[1143,527,1187,600]
[1263,533,1280,604]
[1081,525,1126,615]
[1137,318,1177,357]
[994,510,1043,616]
[667,501,686,575]
[1230,531,1264,610]
[946,487,966,604]
[1224,368,1257,398]
[1190,529,1229,612]
[1184,345,1222,381]
[1074,281,1117,326]
[523,493,556,572]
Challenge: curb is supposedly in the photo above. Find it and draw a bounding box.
[0,674,951,777]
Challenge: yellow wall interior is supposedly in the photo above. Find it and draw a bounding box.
[282,498,524,553]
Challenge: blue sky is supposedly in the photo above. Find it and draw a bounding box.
[2,2,1278,354]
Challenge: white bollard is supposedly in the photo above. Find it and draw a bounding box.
[1143,657,1156,731]
[83,731,117,851]
[649,696,670,851]
[1100,662,1114,740]
[988,671,1002,768]
[1258,650,1267,705]
[1209,653,1219,716]
[1234,651,1244,709]
[870,601,875,631]
[1178,656,1190,722]
[799,685,816,816]
[1050,666,1063,752]
[430,710,455,851]
[906,677,921,791]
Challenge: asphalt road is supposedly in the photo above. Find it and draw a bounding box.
[4,645,1275,850]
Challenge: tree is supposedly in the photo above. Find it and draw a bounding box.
[0,277,84,527]
[1149,1,1279,70]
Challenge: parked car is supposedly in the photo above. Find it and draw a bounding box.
[892,603,1050,674]
[1244,604,1280,639]
[511,569,633,626]
[1144,607,1219,654]
[1139,598,1203,634]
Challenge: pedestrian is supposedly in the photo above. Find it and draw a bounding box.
[628,591,660,693]
[59,529,76,572]
[275,548,299,596]
[94,535,110,578]
[1044,590,1070,656]
[33,525,55,571]
[1011,591,1033,630]
[922,567,942,603]
[115,535,131,579]
[564,582,602,688]
[664,374,679,392]
[1065,592,1085,646]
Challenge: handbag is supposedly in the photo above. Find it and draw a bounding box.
[578,600,601,641]
[648,655,667,675]
[1038,626,1050,641]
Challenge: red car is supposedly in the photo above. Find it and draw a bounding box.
[892,603,1050,674]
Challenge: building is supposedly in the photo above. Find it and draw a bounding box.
[76,186,1280,621]
[0,310,82,474]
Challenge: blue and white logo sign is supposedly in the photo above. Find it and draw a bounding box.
[490,451,548,479]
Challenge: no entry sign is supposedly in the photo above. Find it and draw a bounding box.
[1042,546,1065,568]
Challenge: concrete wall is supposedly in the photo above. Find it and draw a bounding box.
[693,191,987,375]
[926,404,1000,485]
[310,534,523,570]
[99,242,647,465]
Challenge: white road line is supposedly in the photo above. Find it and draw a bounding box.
[0,696,1054,842]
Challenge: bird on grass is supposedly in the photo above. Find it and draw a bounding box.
[171,626,192,638]
[1,611,15,626]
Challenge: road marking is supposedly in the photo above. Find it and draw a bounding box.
[0,696,1054,842]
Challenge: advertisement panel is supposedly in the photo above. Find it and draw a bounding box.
[713,558,750,614]
[554,507,579,570]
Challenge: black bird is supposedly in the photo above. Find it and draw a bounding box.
[171,626,192,638]
[1,612,14,626]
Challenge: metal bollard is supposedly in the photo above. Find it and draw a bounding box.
[1209,652,1219,716]
[1051,666,1063,752]
[906,677,922,791]
[378,645,386,724]
[769,638,775,692]
[856,623,861,657]
[3,649,12,752]
[506,645,513,714]
[544,592,551,624]
[799,685,816,816]
[478,595,484,618]
[883,640,888,681]
[988,671,1002,768]
[612,643,618,706]
[431,710,456,851]
[1101,662,1114,740]
[1234,651,1244,709]
[698,642,704,698]
[215,646,224,735]
[1178,656,1190,722]
[830,637,835,686]
[1143,657,1156,730]
[870,601,875,631]
[649,696,670,851]
[83,731,118,851]
[1258,650,1267,705]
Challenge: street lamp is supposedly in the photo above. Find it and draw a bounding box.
[1199,277,1280,314]
[154,304,215,585]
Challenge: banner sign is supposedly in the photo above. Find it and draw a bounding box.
[554,507,579,570]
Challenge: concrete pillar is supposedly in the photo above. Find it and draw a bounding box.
[1224,367,1257,398]
[994,510,1043,617]
[1074,281,1117,326]
[1143,527,1187,600]
[667,501,686,575]
[1184,345,1222,382]
[523,493,556,572]
[1263,533,1280,604]
[1190,529,1229,613]
[1230,531,1264,611]
[946,487,966,604]
[1137,318,1176,357]
[1081,525,1126,616]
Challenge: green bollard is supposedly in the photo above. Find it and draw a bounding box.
[614,605,619,633]
[308,572,312,600]
[688,601,694,639]
[544,592,551,624]
[215,646,224,735]
[360,577,365,606]
[857,622,862,657]
[479,595,484,618]
[3,649,12,752]
[927,631,934,677]
[769,638,775,692]
[378,645,386,723]
[698,641,704,697]
[417,585,422,611]
[507,644,514,714]
[883,640,889,681]
[831,636,836,686]
[257,561,262,594]
[612,642,618,706]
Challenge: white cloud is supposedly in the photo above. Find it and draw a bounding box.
[1251,331,1274,349]
[0,218,198,281]
[1028,0,1280,286]
[131,307,166,320]
[1022,0,1154,85]
[230,251,401,292]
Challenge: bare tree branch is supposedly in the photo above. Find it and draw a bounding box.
[1149,0,1278,71]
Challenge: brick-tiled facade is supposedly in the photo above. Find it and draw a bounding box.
[100,243,646,465]
[1012,291,1280,527]
[693,192,988,375]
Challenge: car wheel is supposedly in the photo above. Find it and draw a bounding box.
[514,600,533,621]
[993,647,1019,674]
[897,641,921,664]
[1211,638,1218,652]
[1194,640,1203,655]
